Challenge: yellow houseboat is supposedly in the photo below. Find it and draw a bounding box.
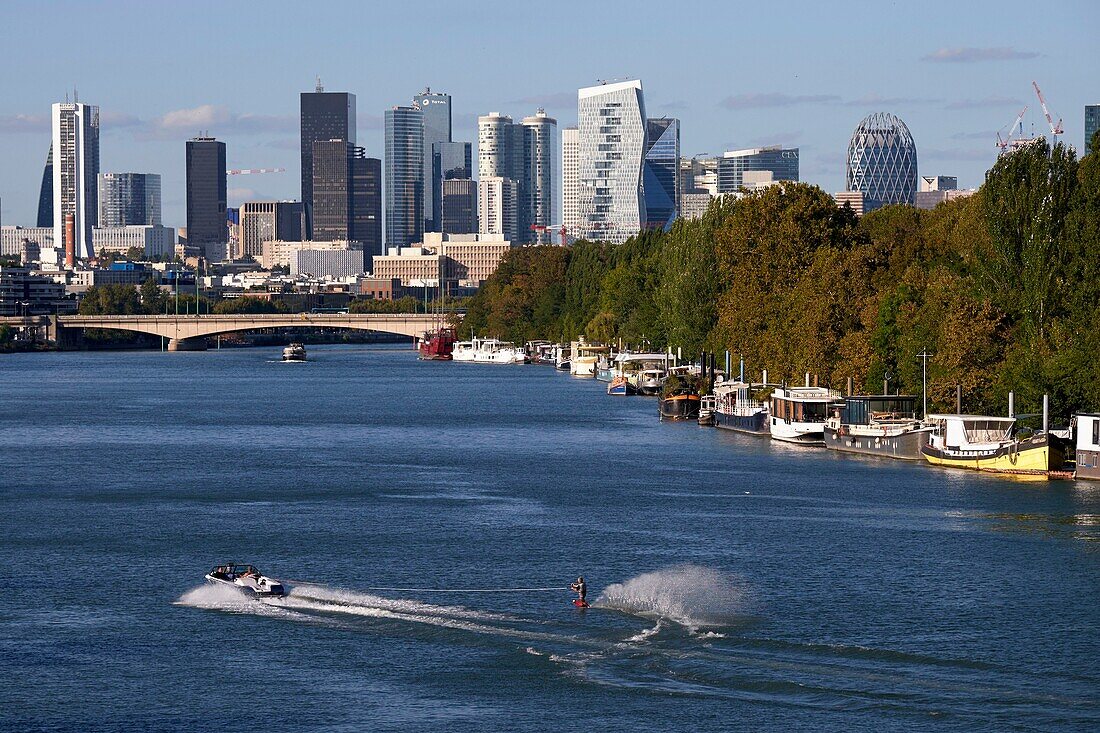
[920,414,1066,478]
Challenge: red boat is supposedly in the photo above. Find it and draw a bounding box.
[418,327,457,360]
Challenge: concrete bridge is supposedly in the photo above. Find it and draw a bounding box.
[47,313,451,350]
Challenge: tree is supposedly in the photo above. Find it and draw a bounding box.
[140,277,164,314]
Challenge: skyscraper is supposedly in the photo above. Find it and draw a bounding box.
[521,109,557,237]
[432,141,472,231]
[312,139,352,242]
[561,126,579,238]
[300,82,356,237]
[478,177,518,241]
[441,179,477,235]
[349,149,382,260]
[1086,105,1100,155]
[643,118,680,231]
[577,80,647,243]
[98,173,161,227]
[845,112,917,211]
[52,101,100,259]
[384,105,424,248]
[716,146,799,193]
[185,137,227,260]
[413,88,452,232]
[37,146,52,228]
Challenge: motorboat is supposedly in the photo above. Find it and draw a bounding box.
[282,343,306,362]
[452,339,478,362]
[205,564,286,597]
[610,352,669,395]
[472,338,524,364]
[607,375,637,396]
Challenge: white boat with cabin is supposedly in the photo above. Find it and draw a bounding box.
[769,386,840,445]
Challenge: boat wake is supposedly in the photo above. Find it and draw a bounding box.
[596,564,755,629]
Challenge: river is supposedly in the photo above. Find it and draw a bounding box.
[1,344,1097,732]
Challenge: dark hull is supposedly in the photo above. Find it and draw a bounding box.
[823,425,930,461]
[714,411,770,435]
[659,395,700,420]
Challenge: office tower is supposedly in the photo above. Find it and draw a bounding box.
[384,105,424,248]
[478,177,518,241]
[238,201,304,260]
[521,108,557,236]
[577,80,647,243]
[37,147,53,227]
[643,118,680,231]
[185,137,227,260]
[431,141,472,230]
[413,88,452,232]
[1086,105,1100,154]
[98,173,162,227]
[845,112,917,211]
[441,179,477,234]
[561,127,579,238]
[300,82,356,237]
[717,146,799,194]
[52,101,100,259]
[349,150,382,260]
[312,139,352,242]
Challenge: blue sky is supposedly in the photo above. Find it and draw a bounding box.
[1,0,1096,227]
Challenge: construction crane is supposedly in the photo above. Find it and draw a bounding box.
[227,167,286,176]
[996,106,1029,155]
[1031,81,1063,144]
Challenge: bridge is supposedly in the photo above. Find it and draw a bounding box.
[1,313,452,351]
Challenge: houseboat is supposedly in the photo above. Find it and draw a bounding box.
[658,367,701,420]
[1075,413,1100,480]
[920,414,1067,478]
[570,339,610,378]
[472,338,523,364]
[554,344,571,371]
[824,395,932,460]
[769,386,840,445]
[712,380,770,436]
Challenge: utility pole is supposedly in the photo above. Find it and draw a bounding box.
[917,349,933,418]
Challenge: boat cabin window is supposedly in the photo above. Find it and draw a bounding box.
[962,419,1013,443]
[774,398,827,422]
[1093,418,1099,447]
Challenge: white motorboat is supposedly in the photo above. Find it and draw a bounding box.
[472,338,523,364]
[205,564,286,597]
[282,343,306,362]
[452,339,477,362]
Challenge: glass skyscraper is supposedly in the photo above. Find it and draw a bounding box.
[300,85,356,237]
[1086,105,1100,155]
[577,80,647,244]
[521,109,557,238]
[432,141,472,231]
[185,137,227,260]
[37,146,52,227]
[845,112,917,210]
[98,173,161,227]
[643,118,680,231]
[716,146,799,193]
[384,105,424,248]
[413,89,452,232]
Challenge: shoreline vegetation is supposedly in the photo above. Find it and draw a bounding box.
[463,138,1100,418]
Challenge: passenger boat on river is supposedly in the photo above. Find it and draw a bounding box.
[824,395,932,460]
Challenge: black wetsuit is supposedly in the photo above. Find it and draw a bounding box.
[573,582,587,602]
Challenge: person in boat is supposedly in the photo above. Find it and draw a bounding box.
[570,576,587,604]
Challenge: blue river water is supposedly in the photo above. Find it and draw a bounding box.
[1,344,1098,732]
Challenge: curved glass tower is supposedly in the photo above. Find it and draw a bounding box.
[845,112,917,209]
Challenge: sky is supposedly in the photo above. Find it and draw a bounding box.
[1,0,1097,228]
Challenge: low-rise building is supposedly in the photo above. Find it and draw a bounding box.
[914,188,976,210]
[92,225,176,258]
[290,247,366,278]
[0,265,70,315]
[372,247,445,287]
[355,276,403,300]
[426,232,516,287]
[833,191,868,216]
[261,239,360,270]
[679,192,714,220]
[1,226,54,257]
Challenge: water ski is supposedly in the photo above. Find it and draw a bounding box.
[572,599,590,608]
